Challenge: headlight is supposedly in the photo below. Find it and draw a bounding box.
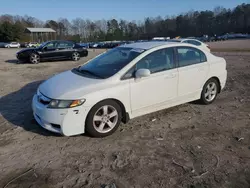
[47,99,85,108]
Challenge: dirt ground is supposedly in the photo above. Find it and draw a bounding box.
[208,39,250,51]
[0,42,250,188]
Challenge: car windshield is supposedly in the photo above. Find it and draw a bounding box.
[38,42,49,48]
[76,47,144,79]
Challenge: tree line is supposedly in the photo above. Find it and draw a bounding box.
[0,3,249,42]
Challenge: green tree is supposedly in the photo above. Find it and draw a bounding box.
[0,21,14,41]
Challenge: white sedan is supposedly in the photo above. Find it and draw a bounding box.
[170,38,210,52]
[5,42,20,48]
[32,41,227,137]
[27,42,39,48]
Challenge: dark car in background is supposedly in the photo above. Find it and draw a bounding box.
[16,40,88,64]
[20,42,29,48]
[89,41,130,49]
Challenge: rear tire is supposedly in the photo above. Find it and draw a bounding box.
[200,78,219,105]
[85,100,122,137]
[72,52,80,61]
[29,53,40,64]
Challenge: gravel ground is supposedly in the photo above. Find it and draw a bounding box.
[208,39,250,51]
[0,45,250,188]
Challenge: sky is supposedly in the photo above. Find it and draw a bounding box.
[0,0,248,21]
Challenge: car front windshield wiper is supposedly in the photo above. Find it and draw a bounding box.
[76,68,104,79]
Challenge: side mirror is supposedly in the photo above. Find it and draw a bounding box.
[135,69,150,78]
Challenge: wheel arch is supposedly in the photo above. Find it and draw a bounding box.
[204,76,221,93]
[87,98,130,124]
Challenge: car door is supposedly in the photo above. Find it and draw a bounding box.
[40,41,59,60]
[57,41,74,58]
[128,48,178,114]
[176,46,208,98]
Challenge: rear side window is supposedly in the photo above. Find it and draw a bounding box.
[58,41,74,48]
[177,47,207,67]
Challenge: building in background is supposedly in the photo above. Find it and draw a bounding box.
[24,28,56,42]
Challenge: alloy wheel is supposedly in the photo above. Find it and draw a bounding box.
[72,52,80,61]
[30,54,40,64]
[204,82,217,102]
[93,105,118,133]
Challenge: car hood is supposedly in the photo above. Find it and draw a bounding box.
[17,48,38,54]
[39,70,108,100]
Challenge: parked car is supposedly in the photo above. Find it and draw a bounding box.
[16,40,88,64]
[196,35,210,42]
[32,41,227,137]
[20,42,29,48]
[167,38,210,52]
[0,42,7,48]
[27,42,39,48]
[209,34,224,42]
[152,37,170,41]
[78,43,90,48]
[5,42,20,48]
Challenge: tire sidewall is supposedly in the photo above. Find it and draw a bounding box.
[72,52,80,61]
[30,53,40,64]
[201,78,219,104]
[85,100,122,137]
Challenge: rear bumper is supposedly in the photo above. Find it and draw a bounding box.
[219,70,227,90]
[80,50,88,57]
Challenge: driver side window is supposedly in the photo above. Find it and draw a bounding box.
[136,48,175,74]
[122,48,175,80]
[45,42,57,50]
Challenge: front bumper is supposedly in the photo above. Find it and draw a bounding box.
[32,94,88,136]
[16,53,28,62]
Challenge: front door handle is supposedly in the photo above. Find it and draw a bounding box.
[165,73,176,79]
[198,67,205,71]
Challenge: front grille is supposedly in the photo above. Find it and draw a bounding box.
[51,124,61,129]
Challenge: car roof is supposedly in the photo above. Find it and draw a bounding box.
[47,40,75,43]
[121,41,180,50]
[176,38,202,42]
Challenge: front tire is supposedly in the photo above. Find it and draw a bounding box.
[200,78,219,104]
[29,53,40,64]
[85,100,122,137]
[72,52,80,61]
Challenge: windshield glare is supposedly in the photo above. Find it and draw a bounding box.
[78,47,144,79]
[39,42,49,48]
